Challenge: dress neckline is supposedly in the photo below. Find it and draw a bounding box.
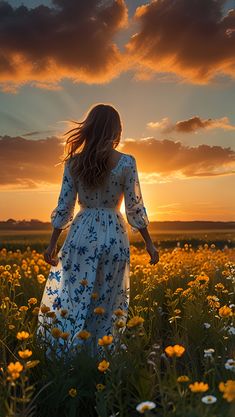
[110,153,125,173]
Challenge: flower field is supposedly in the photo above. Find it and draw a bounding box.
[0,243,235,417]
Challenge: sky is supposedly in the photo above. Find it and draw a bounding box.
[0,0,235,222]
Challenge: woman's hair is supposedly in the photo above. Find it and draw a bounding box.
[62,103,122,189]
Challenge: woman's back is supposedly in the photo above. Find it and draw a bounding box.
[76,152,128,210]
[51,152,149,233]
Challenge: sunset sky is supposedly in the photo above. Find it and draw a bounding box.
[0,0,235,222]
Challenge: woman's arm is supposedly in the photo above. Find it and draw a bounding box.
[138,226,159,265]
[44,159,77,266]
[44,228,63,266]
[123,155,159,265]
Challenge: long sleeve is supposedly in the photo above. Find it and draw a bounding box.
[51,159,77,230]
[123,155,150,233]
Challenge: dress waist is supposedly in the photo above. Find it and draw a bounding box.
[79,204,120,212]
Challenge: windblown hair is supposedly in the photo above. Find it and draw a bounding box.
[62,103,122,189]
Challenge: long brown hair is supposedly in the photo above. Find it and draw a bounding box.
[62,103,122,189]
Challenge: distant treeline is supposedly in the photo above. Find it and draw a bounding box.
[0,219,51,230]
[0,218,235,231]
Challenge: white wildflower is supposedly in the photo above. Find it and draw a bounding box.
[225,358,235,372]
[204,348,215,358]
[136,401,156,414]
[201,395,217,404]
[227,326,235,335]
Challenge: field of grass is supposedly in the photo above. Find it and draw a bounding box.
[0,232,234,416]
[0,228,234,251]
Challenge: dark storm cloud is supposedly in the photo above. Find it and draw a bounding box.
[0,0,128,91]
[126,0,235,83]
[0,135,234,189]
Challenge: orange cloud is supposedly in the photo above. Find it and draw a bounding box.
[1,1,235,92]
[1,135,235,189]
[147,116,235,133]
[126,0,235,84]
[0,135,64,188]
[0,0,128,92]
[121,137,235,179]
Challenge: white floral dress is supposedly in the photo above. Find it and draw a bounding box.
[37,153,149,357]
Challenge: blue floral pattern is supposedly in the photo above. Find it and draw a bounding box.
[37,153,149,356]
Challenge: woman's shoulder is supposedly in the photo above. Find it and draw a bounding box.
[121,153,136,168]
[117,152,135,162]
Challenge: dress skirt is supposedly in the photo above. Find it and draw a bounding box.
[36,206,130,358]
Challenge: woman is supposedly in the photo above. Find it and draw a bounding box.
[37,103,159,357]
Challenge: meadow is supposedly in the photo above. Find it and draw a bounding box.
[0,231,234,417]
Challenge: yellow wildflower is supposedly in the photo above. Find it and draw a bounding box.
[207,295,220,309]
[68,388,77,397]
[40,305,50,314]
[18,349,32,359]
[165,344,185,358]
[127,316,144,328]
[94,307,105,315]
[46,311,56,318]
[219,305,232,318]
[96,383,105,391]
[219,380,235,402]
[51,327,62,339]
[215,283,225,291]
[113,309,125,317]
[60,309,68,317]
[7,361,23,380]
[61,332,70,340]
[76,330,91,340]
[196,274,209,284]
[37,274,46,284]
[98,360,110,373]
[115,320,126,328]
[16,331,30,340]
[177,375,190,382]
[19,306,29,312]
[98,335,113,346]
[28,297,37,305]
[174,288,184,294]
[189,382,209,392]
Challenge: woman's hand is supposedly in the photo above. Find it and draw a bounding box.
[145,242,159,265]
[44,243,59,266]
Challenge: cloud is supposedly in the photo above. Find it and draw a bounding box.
[22,130,57,137]
[1,134,235,189]
[0,135,64,188]
[126,0,235,84]
[147,116,235,133]
[1,1,235,92]
[0,0,128,92]
[121,137,235,179]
